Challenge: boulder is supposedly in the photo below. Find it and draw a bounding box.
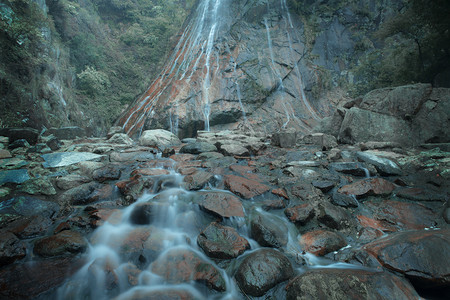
[0,231,26,266]
[34,230,87,257]
[8,139,30,149]
[41,152,104,168]
[195,191,244,218]
[55,174,91,190]
[48,126,86,140]
[179,142,217,154]
[0,128,39,144]
[219,143,250,156]
[250,210,288,248]
[235,249,293,297]
[150,248,226,291]
[318,202,353,230]
[338,178,396,199]
[139,129,181,149]
[197,222,250,259]
[92,166,122,182]
[0,169,30,185]
[331,190,359,208]
[330,162,371,177]
[302,133,337,150]
[271,128,297,148]
[284,203,315,225]
[286,269,420,300]
[364,229,450,289]
[0,196,59,218]
[18,177,56,196]
[299,229,346,256]
[0,149,12,159]
[107,133,134,145]
[224,174,270,199]
[356,151,402,176]
[183,170,214,190]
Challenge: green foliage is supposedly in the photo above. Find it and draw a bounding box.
[77,66,111,96]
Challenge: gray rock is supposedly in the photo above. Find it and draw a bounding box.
[219,143,249,156]
[356,151,402,176]
[179,142,217,154]
[0,196,59,218]
[302,133,338,150]
[331,190,359,208]
[318,202,353,230]
[272,129,297,148]
[250,210,288,248]
[55,174,91,190]
[107,133,133,145]
[0,169,30,186]
[41,152,104,168]
[197,151,224,160]
[139,129,181,149]
[330,162,370,177]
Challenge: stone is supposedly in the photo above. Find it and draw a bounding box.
[312,180,335,193]
[219,143,250,156]
[197,151,224,160]
[8,139,30,149]
[286,269,420,300]
[197,222,250,259]
[224,174,270,199]
[55,174,91,190]
[364,229,450,289]
[41,152,104,168]
[302,133,337,150]
[44,135,61,151]
[115,175,146,202]
[271,188,289,199]
[262,198,286,210]
[110,151,156,162]
[161,147,175,157]
[271,128,297,148]
[179,142,217,154]
[0,196,59,218]
[6,215,53,239]
[0,127,39,144]
[18,177,56,196]
[78,161,105,177]
[48,126,86,139]
[330,162,370,177]
[250,210,288,248]
[92,166,122,182]
[61,182,103,205]
[195,191,244,218]
[0,149,12,159]
[299,230,347,256]
[396,187,445,202]
[107,133,134,145]
[338,178,396,199]
[331,190,359,208]
[284,204,315,225]
[183,170,214,190]
[150,248,226,291]
[34,230,87,257]
[317,202,353,230]
[0,169,30,185]
[139,129,181,149]
[235,249,293,297]
[356,151,402,176]
[106,126,124,139]
[338,107,414,146]
[0,158,28,170]
[0,231,26,266]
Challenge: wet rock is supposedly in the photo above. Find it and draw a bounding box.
[18,177,56,195]
[62,182,104,205]
[131,168,170,177]
[396,187,445,202]
[108,133,134,145]
[286,268,420,300]
[235,249,293,297]
[195,191,244,218]
[48,126,86,139]
[284,204,315,225]
[8,139,30,150]
[262,198,286,210]
[162,147,175,158]
[271,188,289,199]
[139,129,181,149]
[0,231,26,266]
[271,128,297,148]
[180,142,217,154]
[42,152,104,168]
[331,190,359,208]
[92,166,122,182]
[110,151,156,162]
[338,178,396,199]
[0,169,30,185]
[312,180,335,193]
[224,174,270,199]
[129,202,161,225]
[34,230,87,257]
[183,170,214,190]
[55,174,91,190]
[197,151,224,160]
[116,175,147,202]
[250,210,288,248]
[0,257,84,299]
[364,229,450,289]
[318,203,353,230]
[330,162,370,177]
[197,222,250,259]
[0,196,59,218]
[6,215,53,239]
[356,151,402,175]
[299,229,346,256]
[151,248,226,291]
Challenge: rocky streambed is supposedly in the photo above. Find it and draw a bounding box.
[0,127,449,299]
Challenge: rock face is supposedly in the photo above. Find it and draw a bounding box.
[363,229,450,289]
[286,269,420,300]
[235,249,293,297]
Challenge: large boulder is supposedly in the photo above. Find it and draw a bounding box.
[250,210,288,248]
[286,269,420,300]
[235,249,293,297]
[0,128,39,144]
[139,129,181,149]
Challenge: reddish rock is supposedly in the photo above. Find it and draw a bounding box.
[115,174,147,201]
[286,269,420,300]
[88,208,122,227]
[364,229,450,289]
[175,160,202,171]
[183,170,214,190]
[5,215,53,239]
[230,164,255,175]
[0,257,84,299]
[196,191,244,218]
[262,198,286,210]
[357,215,397,233]
[271,188,289,200]
[34,230,87,257]
[299,230,347,256]
[0,231,26,266]
[197,222,250,259]
[151,248,226,291]
[131,168,170,176]
[338,178,395,198]
[169,153,196,162]
[284,204,315,225]
[178,167,197,175]
[88,184,114,203]
[224,174,270,199]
